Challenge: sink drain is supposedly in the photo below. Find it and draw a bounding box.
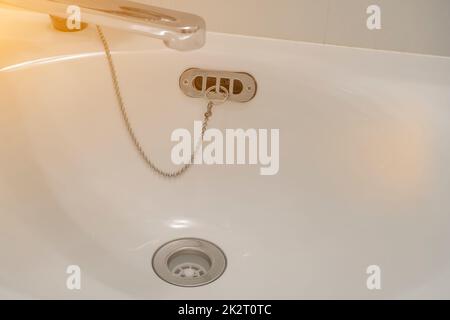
[152,238,227,287]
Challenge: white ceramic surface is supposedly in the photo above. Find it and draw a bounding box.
[1,8,450,299]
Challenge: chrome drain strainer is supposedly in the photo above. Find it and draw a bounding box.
[152,238,227,287]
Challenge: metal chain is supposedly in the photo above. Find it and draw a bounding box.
[96,25,222,178]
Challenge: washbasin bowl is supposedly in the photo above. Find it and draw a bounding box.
[1,7,450,299]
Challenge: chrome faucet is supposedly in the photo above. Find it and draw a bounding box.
[1,0,206,51]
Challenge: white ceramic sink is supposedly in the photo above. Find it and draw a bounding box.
[1,7,450,299]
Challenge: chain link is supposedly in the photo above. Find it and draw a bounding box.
[96,26,225,178]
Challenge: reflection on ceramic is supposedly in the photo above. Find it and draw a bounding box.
[1,7,450,299]
[0,52,104,72]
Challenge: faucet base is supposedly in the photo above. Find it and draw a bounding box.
[49,15,88,32]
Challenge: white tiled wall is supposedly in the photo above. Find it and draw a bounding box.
[139,0,450,57]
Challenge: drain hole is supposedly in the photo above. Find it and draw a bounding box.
[152,238,227,287]
[192,77,243,95]
[206,77,216,90]
[193,76,217,91]
[168,249,211,279]
[233,79,243,94]
[220,78,230,92]
[193,76,204,91]
[180,69,257,103]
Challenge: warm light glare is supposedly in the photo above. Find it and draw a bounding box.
[0,52,104,72]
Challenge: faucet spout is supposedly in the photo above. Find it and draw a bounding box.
[1,0,206,51]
